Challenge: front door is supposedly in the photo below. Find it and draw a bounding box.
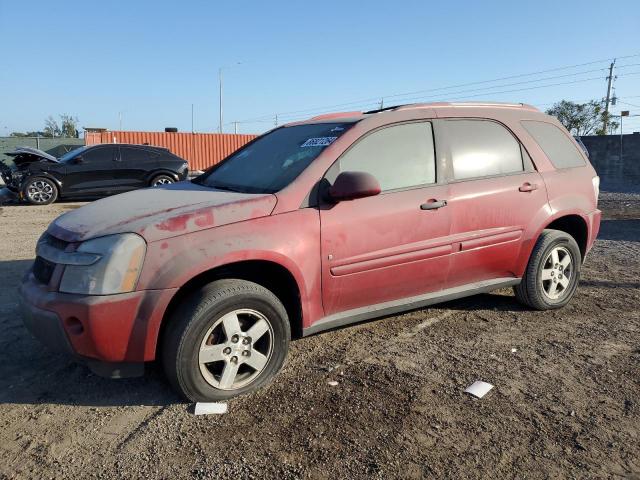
[320,121,452,316]
[63,145,118,196]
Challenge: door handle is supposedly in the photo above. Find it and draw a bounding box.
[519,182,538,192]
[420,199,448,210]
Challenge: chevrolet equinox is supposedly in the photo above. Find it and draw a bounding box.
[19,102,601,401]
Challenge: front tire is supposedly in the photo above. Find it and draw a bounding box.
[162,279,291,402]
[23,177,58,205]
[514,229,582,310]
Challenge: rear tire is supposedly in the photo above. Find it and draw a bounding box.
[162,279,290,402]
[514,229,582,310]
[150,174,175,187]
[23,177,58,205]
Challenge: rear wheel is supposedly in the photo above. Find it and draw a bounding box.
[162,279,290,402]
[150,174,175,187]
[514,229,582,310]
[23,177,58,205]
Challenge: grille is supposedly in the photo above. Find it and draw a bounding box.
[42,233,69,251]
[33,256,56,285]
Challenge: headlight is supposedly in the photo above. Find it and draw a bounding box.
[59,233,146,295]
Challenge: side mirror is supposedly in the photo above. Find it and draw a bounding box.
[329,171,381,202]
[73,156,84,164]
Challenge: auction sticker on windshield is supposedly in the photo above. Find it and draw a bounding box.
[301,137,338,147]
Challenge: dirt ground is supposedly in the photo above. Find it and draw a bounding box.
[0,193,638,479]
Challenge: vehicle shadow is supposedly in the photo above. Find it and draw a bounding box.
[0,259,180,407]
[598,219,640,242]
[433,290,527,313]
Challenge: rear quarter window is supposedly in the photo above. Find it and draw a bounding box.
[521,120,586,169]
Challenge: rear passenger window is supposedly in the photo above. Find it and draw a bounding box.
[339,122,435,191]
[521,120,586,169]
[120,147,158,162]
[447,120,523,180]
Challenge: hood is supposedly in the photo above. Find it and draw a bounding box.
[48,182,278,243]
[7,147,59,165]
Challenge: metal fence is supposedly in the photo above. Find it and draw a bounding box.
[0,137,84,166]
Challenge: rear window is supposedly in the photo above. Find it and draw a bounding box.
[447,119,524,180]
[521,121,586,169]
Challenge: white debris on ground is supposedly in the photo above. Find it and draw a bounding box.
[194,402,228,415]
[327,381,339,387]
[464,381,494,399]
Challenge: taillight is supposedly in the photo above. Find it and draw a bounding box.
[592,176,600,206]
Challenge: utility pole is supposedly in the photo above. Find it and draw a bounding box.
[274,114,278,126]
[119,111,122,131]
[218,68,223,133]
[379,98,384,109]
[233,121,238,134]
[191,104,194,133]
[603,59,616,133]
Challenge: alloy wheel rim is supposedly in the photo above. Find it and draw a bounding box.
[198,309,274,390]
[540,246,573,300]
[153,177,173,186]
[27,181,53,203]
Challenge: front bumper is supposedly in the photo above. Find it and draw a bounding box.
[19,273,177,375]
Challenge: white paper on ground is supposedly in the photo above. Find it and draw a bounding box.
[464,381,494,398]
[194,402,228,415]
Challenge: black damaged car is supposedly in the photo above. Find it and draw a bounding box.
[0,144,189,205]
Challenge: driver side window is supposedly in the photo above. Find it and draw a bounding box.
[338,122,436,191]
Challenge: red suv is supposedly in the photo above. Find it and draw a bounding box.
[19,102,601,401]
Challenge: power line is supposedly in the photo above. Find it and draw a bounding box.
[248,72,640,126]
[231,53,640,125]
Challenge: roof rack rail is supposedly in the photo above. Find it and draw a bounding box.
[363,104,407,114]
[445,101,539,111]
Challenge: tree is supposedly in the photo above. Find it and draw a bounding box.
[44,116,60,138]
[545,100,619,136]
[42,114,79,138]
[10,131,44,137]
[60,114,79,138]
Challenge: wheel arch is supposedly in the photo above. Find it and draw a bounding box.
[155,259,303,360]
[25,173,62,190]
[146,169,180,184]
[543,213,589,260]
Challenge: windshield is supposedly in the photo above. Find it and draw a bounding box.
[59,146,89,163]
[196,122,353,193]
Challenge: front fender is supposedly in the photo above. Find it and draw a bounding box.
[136,209,324,327]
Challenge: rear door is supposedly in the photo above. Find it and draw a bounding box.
[117,146,159,189]
[442,119,549,286]
[319,121,452,316]
[62,145,118,196]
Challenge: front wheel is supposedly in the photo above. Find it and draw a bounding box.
[514,229,582,310]
[23,177,58,205]
[162,279,290,402]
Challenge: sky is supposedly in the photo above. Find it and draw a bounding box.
[1,0,639,135]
